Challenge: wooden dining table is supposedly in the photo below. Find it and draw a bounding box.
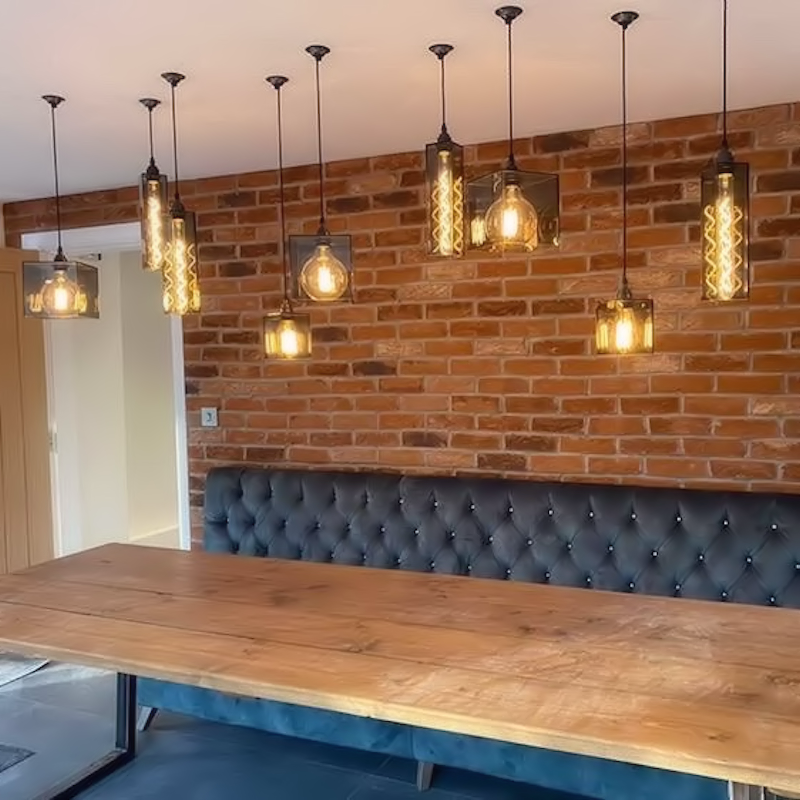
[0,542,798,799]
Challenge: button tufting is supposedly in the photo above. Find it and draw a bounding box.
[721,591,728,600]
[433,500,439,508]
[608,544,614,553]
[430,561,436,569]
[488,535,494,543]
[676,515,682,523]
[395,557,401,565]
[414,528,420,535]
[544,571,551,580]
[631,512,637,520]
[796,564,800,571]
[629,582,635,590]
[362,553,368,562]
[469,503,475,511]
[746,556,753,565]
[380,525,386,533]
[508,506,514,514]
[505,568,511,576]
[652,550,658,558]
[698,553,705,562]
[566,542,573,551]
[675,584,681,592]
[467,564,472,572]
[769,596,777,605]
[586,576,592,585]
[548,508,554,516]
[399,497,404,505]
[588,510,595,518]
[449,531,456,540]
[771,523,778,531]
[723,519,729,527]
[526,539,533,546]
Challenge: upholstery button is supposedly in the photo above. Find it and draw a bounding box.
[566,542,573,551]
[698,553,705,562]
[526,539,533,546]
[544,571,551,581]
[414,528,420,535]
[508,506,514,514]
[769,596,777,605]
[430,561,436,569]
[547,508,554,516]
[380,525,386,533]
[329,552,335,560]
[631,512,637,520]
[745,556,753,565]
[505,568,511,576]
[362,553,368,562]
[607,544,614,553]
[586,576,592,585]
[652,550,658,558]
[721,590,728,600]
[796,564,800,571]
[398,497,404,505]
[433,500,439,508]
[469,503,475,511]
[488,535,494,544]
[629,582,635,590]
[449,531,456,540]
[395,558,401,565]
[676,515,682,523]
[674,584,681,593]
[467,564,472,572]
[723,519,729,527]
[588,510,595,518]
[771,523,778,531]
[314,522,321,530]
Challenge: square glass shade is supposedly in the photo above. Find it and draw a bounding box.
[264,308,312,359]
[139,171,169,272]
[162,209,201,315]
[425,138,465,258]
[23,259,99,319]
[466,168,559,253]
[595,296,654,356]
[700,161,750,302]
[289,234,353,303]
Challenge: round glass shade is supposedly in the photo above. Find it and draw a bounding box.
[40,269,86,317]
[264,311,312,359]
[299,243,349,302]
[484,182,538,252]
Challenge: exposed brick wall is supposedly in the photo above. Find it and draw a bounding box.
[6,101,800,541]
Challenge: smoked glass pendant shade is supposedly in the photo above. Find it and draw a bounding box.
[264,302,312,359]
[701,157,749,302]
[425,137,465,257]
[23,256,99,319]
[140,166,169,272]
[596,292,654,355]
[162,203,200,315]
[290,234,353,303]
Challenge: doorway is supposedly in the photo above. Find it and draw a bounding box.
[21,223,190,555]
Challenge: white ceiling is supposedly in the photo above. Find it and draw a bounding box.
[1,0,796,202]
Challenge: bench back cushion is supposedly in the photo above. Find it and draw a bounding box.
[204,466,800,609]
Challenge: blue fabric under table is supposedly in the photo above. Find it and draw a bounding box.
[140,679,729,800]
[138,678,413,758]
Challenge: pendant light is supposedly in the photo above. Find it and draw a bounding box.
[138,97,169,272]
[22,95,99,319]
[161,72,200,315]
[289,45,353,303]
[264,76,313,359]
[425,44,465,258]
[700,0,749,302]
[595,11,654,356]
[466,6,559,253]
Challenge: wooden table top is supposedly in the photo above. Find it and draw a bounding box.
[0,543,798,793]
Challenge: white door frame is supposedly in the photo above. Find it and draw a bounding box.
[21,222,192,552]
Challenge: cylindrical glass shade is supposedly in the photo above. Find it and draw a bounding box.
[23,259,100,319]
[162,208,200,315]
[139,170,169,272]
[595,296,654,355]
[484,181,539,253]
[299,241,349,302]
[264,308,312,359]
[701,160,750,302]
[425,138,465,257]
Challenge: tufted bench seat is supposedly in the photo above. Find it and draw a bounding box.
[139,467,800,800]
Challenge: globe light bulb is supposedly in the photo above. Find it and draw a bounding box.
[40,269,83,317]
[484,182,538,252]
[299,242,349,302]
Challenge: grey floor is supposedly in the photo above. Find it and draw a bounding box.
[0,663,579,800]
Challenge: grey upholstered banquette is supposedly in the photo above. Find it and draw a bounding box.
[139,467,800,800]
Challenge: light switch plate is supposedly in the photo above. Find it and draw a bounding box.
[200,407,218,428]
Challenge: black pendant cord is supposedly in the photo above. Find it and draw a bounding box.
[49,102,64,258]
[307,48,328,236]
[169,83,181,203]
[621,21,629,288]
[270,78,291,304]
[440,56,448,134]
[148,107,156,164]
[42,96,67,260]
[505,18,515,169]
[721,0,729,148]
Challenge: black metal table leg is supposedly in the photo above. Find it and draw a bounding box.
[32,673,137,800]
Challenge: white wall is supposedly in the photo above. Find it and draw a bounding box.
[47,250,179,554]
[119,250,179,544]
